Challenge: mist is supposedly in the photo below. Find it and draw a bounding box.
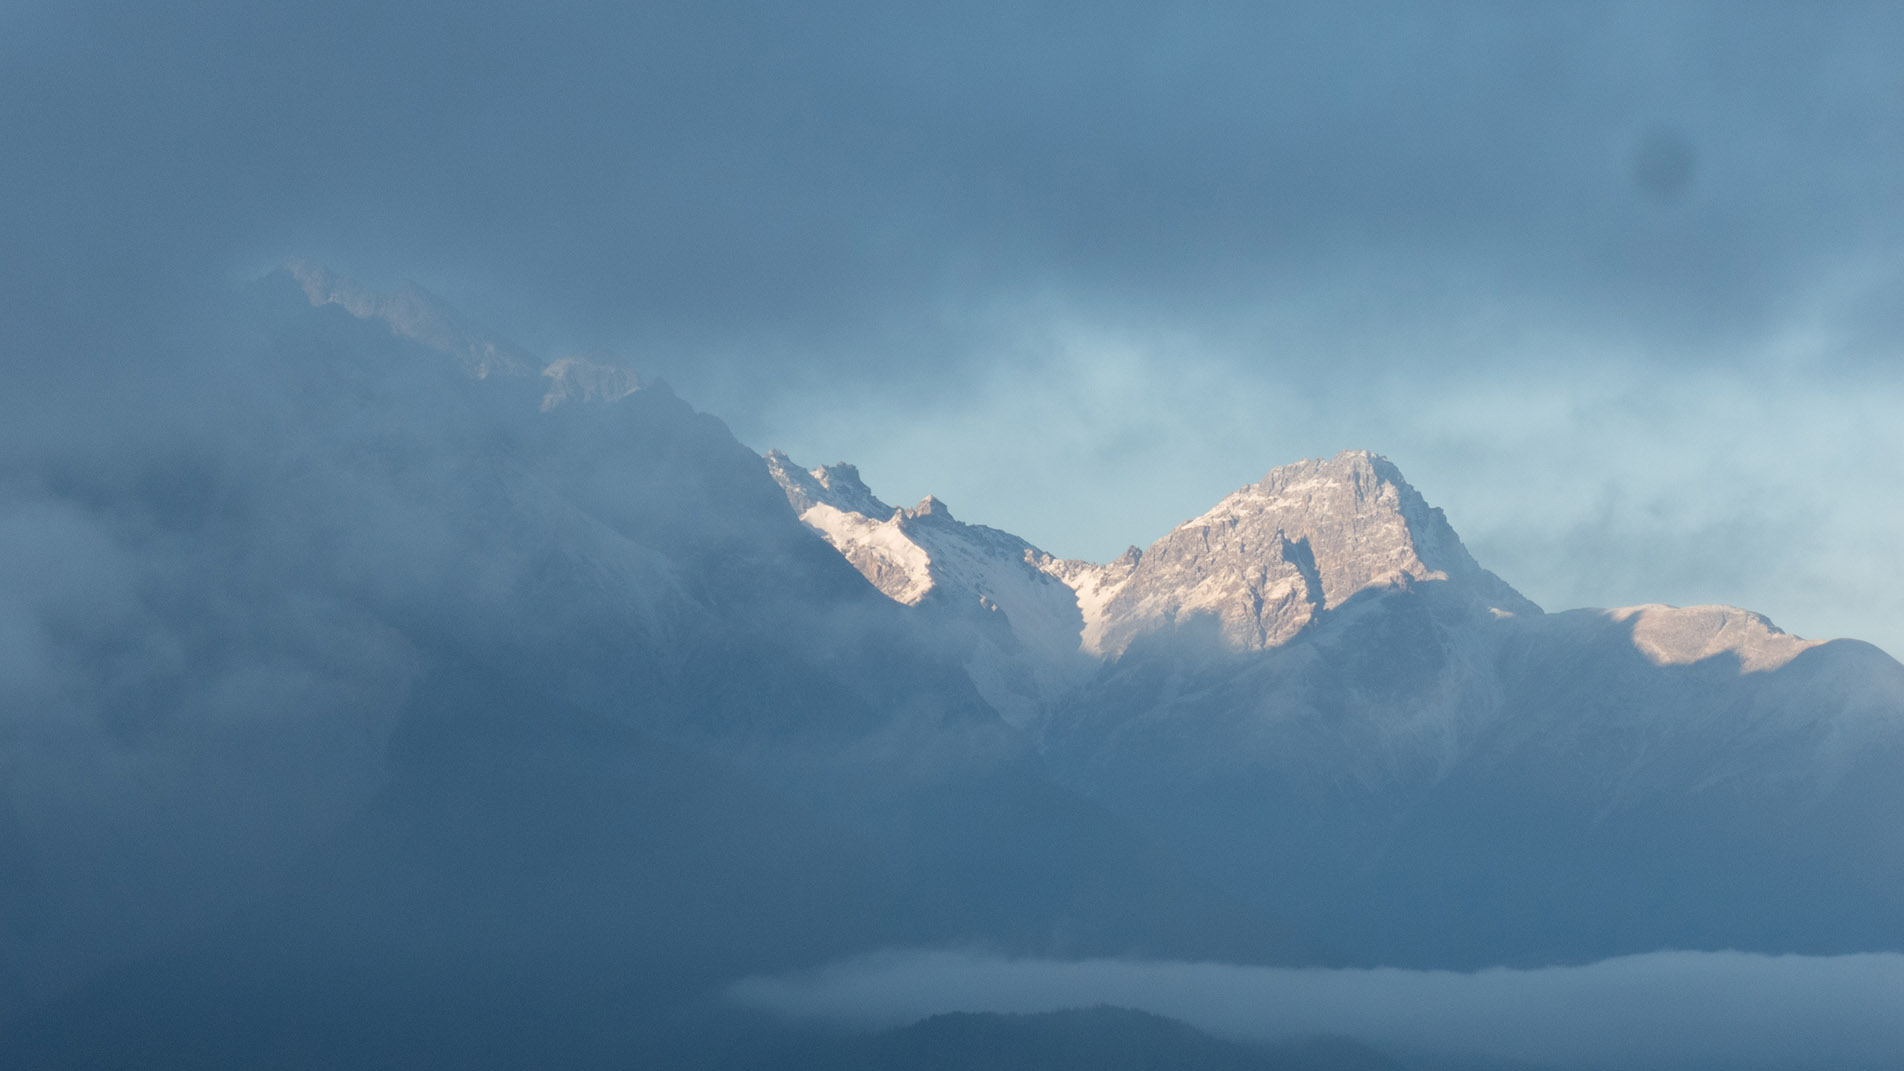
[4,5,1901,1064]
[734,948,1904,1069]
[6,3,1904,653]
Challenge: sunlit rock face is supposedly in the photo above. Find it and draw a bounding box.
[762,447,1544,730]
[1088,450,1538,657]
[766,451,1096,728]
[769,448,1536,662]
[1609,603,1823,673]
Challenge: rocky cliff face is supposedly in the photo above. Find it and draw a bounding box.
[765,451,1095,727]
[1090,451,1538,656]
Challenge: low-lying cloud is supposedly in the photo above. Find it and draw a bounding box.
[731,948,1904,1069]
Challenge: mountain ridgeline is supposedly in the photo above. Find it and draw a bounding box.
[769,446,1904,967]
[1,267,1899,1068]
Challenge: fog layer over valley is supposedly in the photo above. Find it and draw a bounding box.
[735,949,1904,1071]
[2,272,1900,1067]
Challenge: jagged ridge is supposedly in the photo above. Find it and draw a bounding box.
[767,448,1539,661]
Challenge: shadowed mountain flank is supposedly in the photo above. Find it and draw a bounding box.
[774,447,1904,967]
[4,266,1900,1067]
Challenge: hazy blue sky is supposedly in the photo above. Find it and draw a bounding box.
[5,1,1901,653]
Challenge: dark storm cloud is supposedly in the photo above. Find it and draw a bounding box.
[4,3,1902,641]
[2,1,1902,1041]
[7,2,1901,381]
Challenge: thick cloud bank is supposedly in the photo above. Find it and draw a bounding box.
[7,3,1903,655]
[731,948,1904,1069]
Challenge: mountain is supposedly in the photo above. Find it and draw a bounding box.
[5,266,1900,1066]
[0,267,1308,1065]
[768,449,1534,671]
[770,447,1904,967]
[781,1006,1401,1071]
[286,258,540,380]
[1081,451,1537,656]
[767,450,1099,727]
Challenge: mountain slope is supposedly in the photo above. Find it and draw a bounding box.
[8,265,1902,1064]
[780,448,1904,966]
[0,267,1313,1062]
[767,451,1098,727]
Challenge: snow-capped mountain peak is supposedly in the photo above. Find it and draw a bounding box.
[767,447,1537,662]
[907,495,954,521]
[1091,449,1538,655]
[1188,450,1524,608]
[766,452,1098,726]
[765,451,896,518]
